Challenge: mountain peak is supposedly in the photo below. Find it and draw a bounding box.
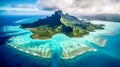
[55,10,63,15]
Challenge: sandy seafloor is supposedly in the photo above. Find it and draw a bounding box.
[0,15,120,67]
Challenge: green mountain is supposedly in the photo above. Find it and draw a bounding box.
[20,10,105,39]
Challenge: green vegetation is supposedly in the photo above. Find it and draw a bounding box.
[30,25,63,39]
[21,10,105,39]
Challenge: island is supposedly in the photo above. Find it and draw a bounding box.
[7,10,107,59]
[20,10,105,39]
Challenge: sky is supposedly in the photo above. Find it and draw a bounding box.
[0,0,53,15]
[0,0,120,15]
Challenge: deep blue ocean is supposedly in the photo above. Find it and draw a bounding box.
[0,15,120,67]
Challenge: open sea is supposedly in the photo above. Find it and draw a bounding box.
[0,15,120,67]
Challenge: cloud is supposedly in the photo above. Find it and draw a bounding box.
[7,4,37,8]
[1,0,120,15]
[36,0,120,15]
[0,4,53,15]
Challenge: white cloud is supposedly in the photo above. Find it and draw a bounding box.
[1,0,120,15]
[7,4,37,8]
[36,0,120,15]
[0,4,53,15]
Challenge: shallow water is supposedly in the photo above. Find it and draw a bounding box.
[0,16,120,67]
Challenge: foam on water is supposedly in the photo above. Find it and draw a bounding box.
[6,19,120,60]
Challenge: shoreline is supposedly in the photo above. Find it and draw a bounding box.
[9,42,97,59]
[7,20,120,60]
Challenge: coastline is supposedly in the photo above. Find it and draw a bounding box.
[7,20,120,59]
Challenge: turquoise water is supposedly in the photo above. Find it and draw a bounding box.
[0,16,120,67]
